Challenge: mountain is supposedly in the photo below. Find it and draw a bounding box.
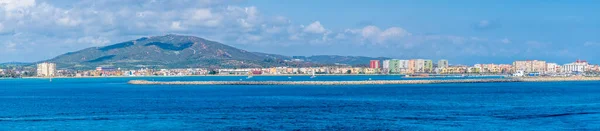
[48,35,293,69]
[46,34,389,70]
[0,62,32,66]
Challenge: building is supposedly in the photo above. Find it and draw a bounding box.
[562,60,588,74]
[369,60,380,69]
[407,59,416,74]
[37,62,56,77]
[437,59,449,69]
[414,59,425,73]
[382,60,390,74]
[513,60,546,73]
[424,60,433,73]
[440,66,467,74]
[546,63,560,74]
[412,59,433,73]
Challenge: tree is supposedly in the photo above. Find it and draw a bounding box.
[346,70,352,74]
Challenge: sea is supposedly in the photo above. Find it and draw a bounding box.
[1,75,599,130]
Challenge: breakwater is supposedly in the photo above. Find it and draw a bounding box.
[127,77,600,85]
[128,79,523,85]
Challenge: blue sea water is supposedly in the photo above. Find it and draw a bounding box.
[1,76,600,130]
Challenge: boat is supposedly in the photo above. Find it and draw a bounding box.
[310,70,316,79]
[246,71,253,79]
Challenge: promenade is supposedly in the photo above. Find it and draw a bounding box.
[127,77,600,85]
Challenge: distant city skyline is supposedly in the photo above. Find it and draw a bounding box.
[0,0,599,64]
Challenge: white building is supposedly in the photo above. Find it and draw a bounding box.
[37,62,56,77]
[562,60,588,74]
[398,60,409,73]
[546,63,560,74]
[438,59,449,68]
[382,60,390,74]
[414,59,425,73]
[382,60,390,69]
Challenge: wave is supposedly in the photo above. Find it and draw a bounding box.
[494,112,599,120]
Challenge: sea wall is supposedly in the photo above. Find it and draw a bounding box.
[518,76,600,82]
[128,79,523,85]
[127,77,600,85]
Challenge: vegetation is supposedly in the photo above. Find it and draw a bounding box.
[87,55,116,63]
[144,42,194,51]
[45,34,388,70]
[99,41,134,51]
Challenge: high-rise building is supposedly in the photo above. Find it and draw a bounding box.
[437,59,449,68]
[411,59,433,73]
[424,60,433,73]
[408,59,415,74]
[37,62,56,77]
[382,60,390,69]
[382,60,390,74]
[369,60,380,69]
[385,59,412,74]
[513,60,546,73]
[414,59,425,73]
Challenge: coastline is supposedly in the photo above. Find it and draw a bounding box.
[8,74,509,79]
[127,76,600,85]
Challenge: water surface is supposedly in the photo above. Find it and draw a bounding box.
[1,76,599,130]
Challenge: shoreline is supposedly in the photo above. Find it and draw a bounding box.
[128,77,600,85]
[7,74,508,79]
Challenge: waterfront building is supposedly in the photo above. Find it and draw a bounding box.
[498,64,513,74]
[424,60,433,73]
[36,62,56,77]
[382,60,390,74]
[437,59,449,69]
[369,60,380,69]
[411,59,433,73]
[469,65,481,73]
[588,65,600,73]
[562,60,588,74]
[440,66,467,74]
[546,63,560,74]
[513,60,546,73]
[407,60,415,74]
[414,59,425,73]
[398,60,409,74]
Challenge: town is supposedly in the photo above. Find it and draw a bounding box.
[1,59,599,78]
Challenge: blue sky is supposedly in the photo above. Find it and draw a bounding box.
[0,0,598,65]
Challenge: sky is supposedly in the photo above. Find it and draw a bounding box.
[0,0,598,65]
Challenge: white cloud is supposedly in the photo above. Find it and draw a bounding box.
[501,38,511,44]
[380,27,411,39]
[77,36,111,46]
[349,25,411,44]
[0,0,36,11]
[191,8,213,20]
[584,41,599,46]
[361,26,380,38]
[170,21,185,30]
[478,20,490,28]
[56,17,82,26]
[334,33,346,39]
[303,21,326,34]
[2,41,17,52]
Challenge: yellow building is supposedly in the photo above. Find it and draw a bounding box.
[36,62,56,77]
